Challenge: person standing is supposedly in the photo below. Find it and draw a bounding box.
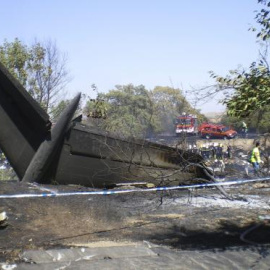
[216,143,223,160]
[227,145,232,159]
[250,141,261,174]
[242,121,248,138]
[213,143,218,160]
[201,144,207,159]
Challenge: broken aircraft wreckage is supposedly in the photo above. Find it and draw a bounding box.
[0,62,212,188]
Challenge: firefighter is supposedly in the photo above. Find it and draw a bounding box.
[227,145,232,159]
[210,143,216,159]
[216,143,223,160]
[205,143,210,159]
[200,144,206,159]
[242,121,248,138]
[250,141,261,174]
[212,143,218,159]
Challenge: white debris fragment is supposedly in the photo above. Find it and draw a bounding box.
[0,212,7,222]
[1,264,17,270]
[173,195,270,210]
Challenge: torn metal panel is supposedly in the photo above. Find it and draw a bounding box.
[0,62,51,178]
[52,124,205,187]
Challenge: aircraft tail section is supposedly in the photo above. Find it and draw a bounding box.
[0,61,51,178]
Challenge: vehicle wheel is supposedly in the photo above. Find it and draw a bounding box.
[223,136,228,140]
[205,134,211,140]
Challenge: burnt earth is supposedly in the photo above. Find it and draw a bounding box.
[0,180,269,263]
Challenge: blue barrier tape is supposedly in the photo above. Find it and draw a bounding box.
[0,177,270,199]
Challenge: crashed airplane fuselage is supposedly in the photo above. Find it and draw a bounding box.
[0,61,209,188]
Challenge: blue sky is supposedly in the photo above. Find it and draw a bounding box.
[0,0,261,113]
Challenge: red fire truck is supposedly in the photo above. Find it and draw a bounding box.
[175,113,198,136]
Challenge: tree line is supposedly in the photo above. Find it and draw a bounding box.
[0,38,207,136]
[84,84,207,138]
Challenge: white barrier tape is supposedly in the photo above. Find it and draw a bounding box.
[0,177,270,199]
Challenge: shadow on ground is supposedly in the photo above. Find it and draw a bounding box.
[144,221,270,250]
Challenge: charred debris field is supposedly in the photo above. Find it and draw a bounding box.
[0,137,270,267]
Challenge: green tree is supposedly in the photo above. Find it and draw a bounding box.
[95,84,157,138]
[210,0,270,120]
[0,38,29,86]
[0,38,70,113]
